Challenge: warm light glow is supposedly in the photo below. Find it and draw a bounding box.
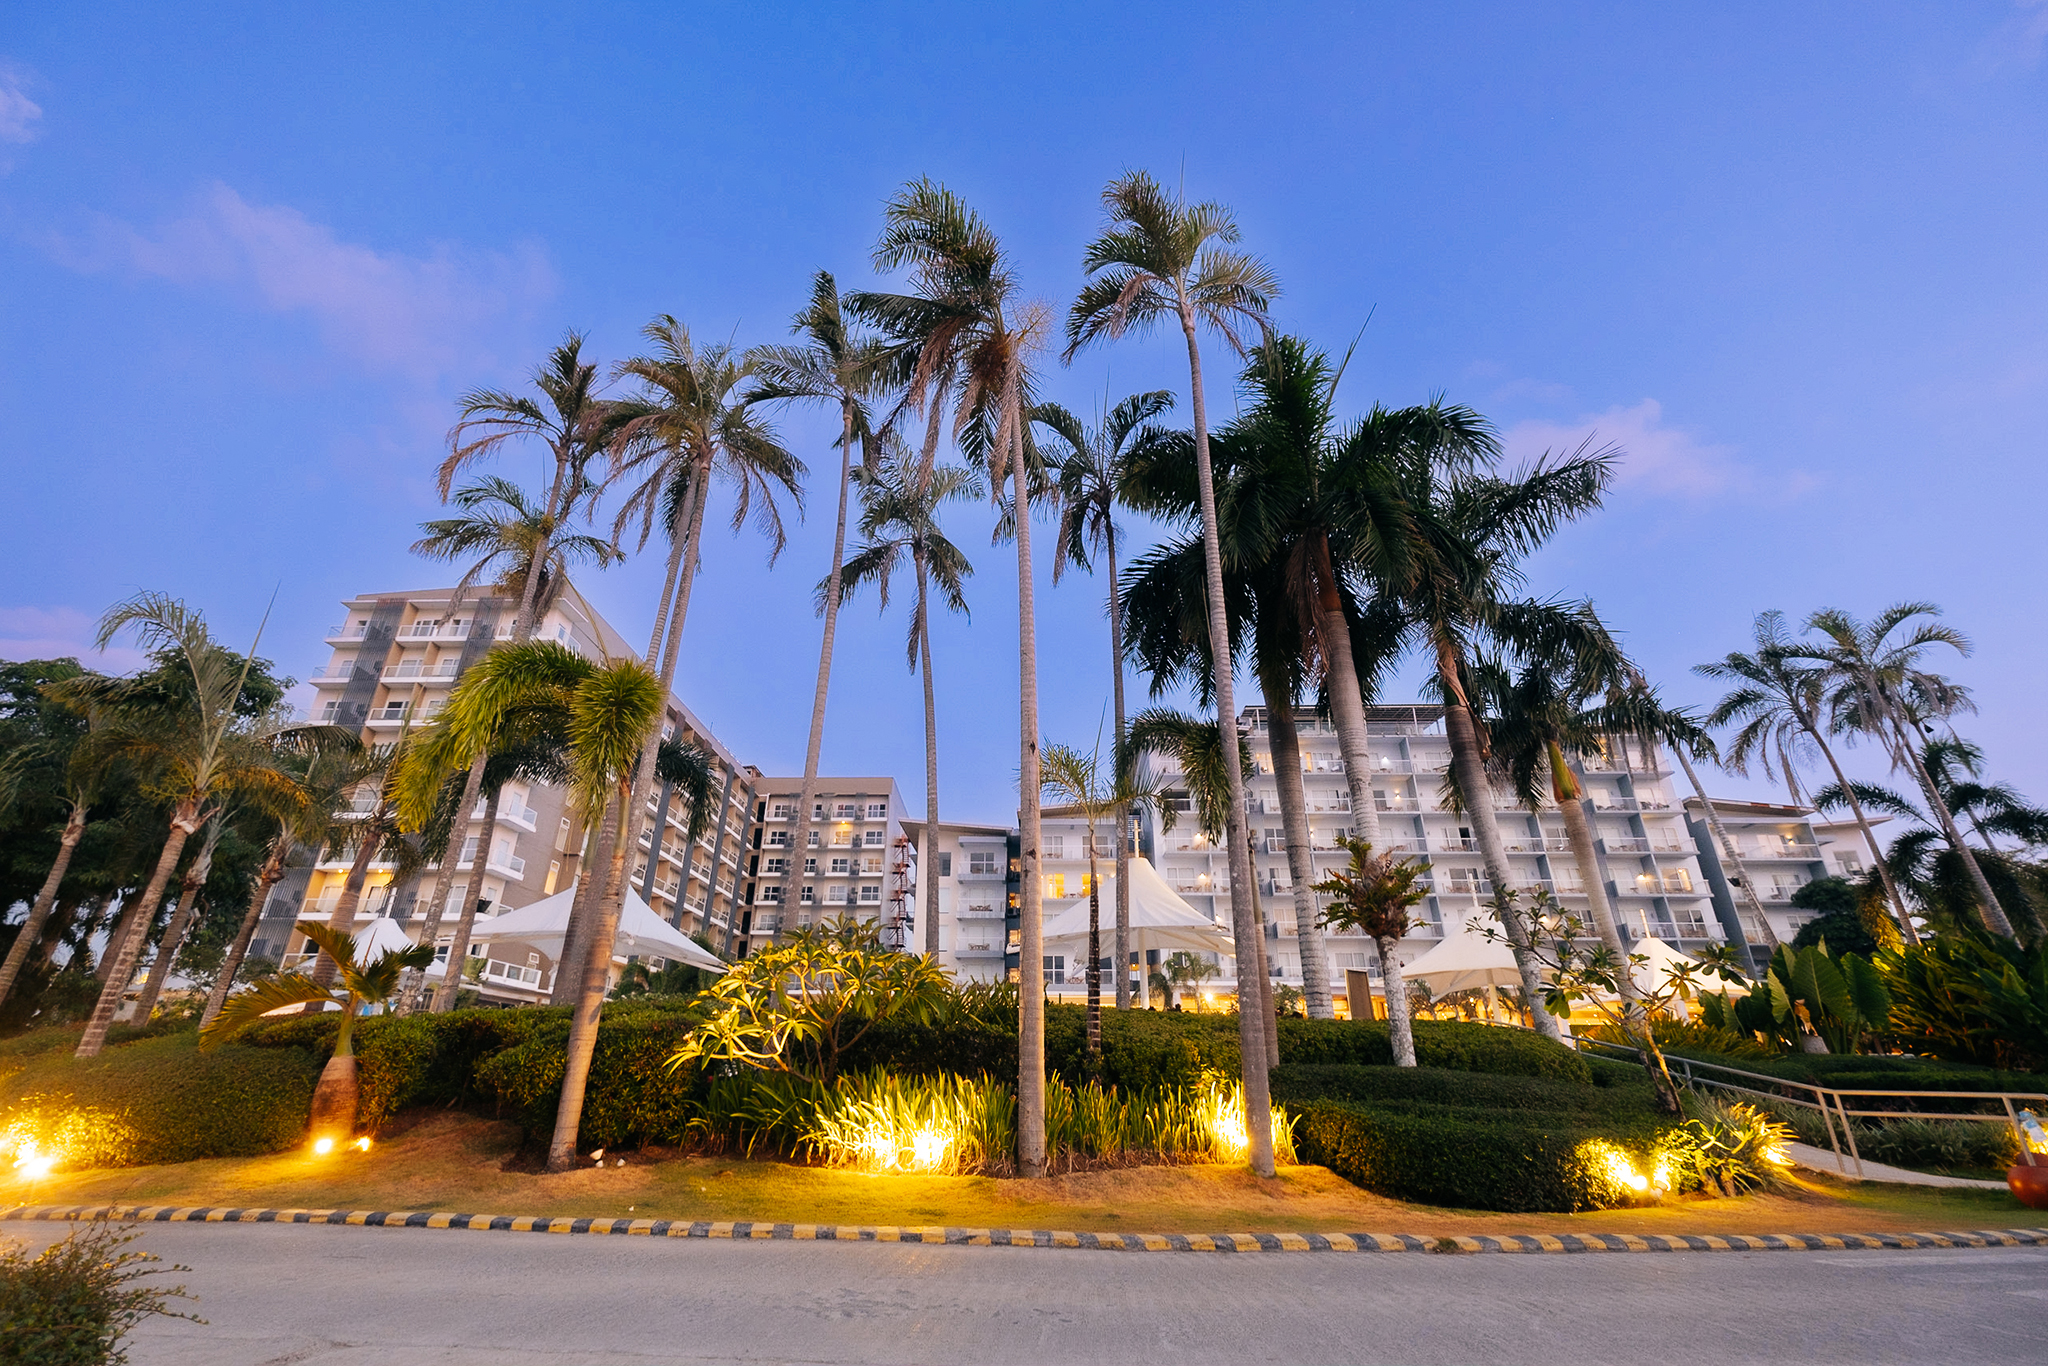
[10,1141,53,1181]
[1586,1140,1650,1194]
[1761,1142,1791,1167]
[353,1137,372,1152]
[313,1137,336,1155]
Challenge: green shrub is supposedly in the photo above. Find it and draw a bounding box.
[471,1004,702,1150]
[1279,1018,1594,1082]
[0,1030,317,1167]
[0,1221,199,1365]
[1270,1064,1654,1118]
[1293,1098,1669,1212]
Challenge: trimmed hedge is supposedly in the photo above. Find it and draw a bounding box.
[1271,1064,1655,1119]
[0,1029,318,1166]
[1293,1098,1671,1212]
[1656,1044,2048,1104]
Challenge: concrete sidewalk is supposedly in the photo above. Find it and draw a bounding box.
[1787,1140,2009,1189]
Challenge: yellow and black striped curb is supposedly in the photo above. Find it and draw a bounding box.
[6,1205,2047,1254]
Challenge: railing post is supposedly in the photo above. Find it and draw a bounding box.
[1833,1089,1863,1179]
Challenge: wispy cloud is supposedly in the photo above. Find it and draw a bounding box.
[0,62,42,170]
[48,182,555,379]
[0,606,148,672]
[1502,398,1810,499]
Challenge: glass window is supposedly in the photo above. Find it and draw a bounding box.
[969,852,998,875]
[866,802,887,820]
[1044,874,1066,899]
[859,884,880,903]
[937,853,953,877]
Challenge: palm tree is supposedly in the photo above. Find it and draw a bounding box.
[441,335,642,640]
[127,806,229,1023]
[201,921,434,1146]
[61,596,325,1058]
[1039,738,1166,1054]
[1312,839,1428,1058]
[830,438,980,957]
[1370,425,1617,1043]
[752,273,902,940]
[607,316,801,964]
[1159,949,1220,1010]
[1696,610,1915,943]
[856,178,1052,1175]
[1797,603,2015,941]
[398,639,664,1170]
[1067,170,1281,1177]
[1035,391,1174,1008]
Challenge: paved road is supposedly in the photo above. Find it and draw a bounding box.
[14,1222,2048,1364]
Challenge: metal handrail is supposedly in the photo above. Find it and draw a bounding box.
[1571,1036,2046,1179]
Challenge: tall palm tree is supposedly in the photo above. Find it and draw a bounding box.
[127,806,229,1023]
[400,640,663,1170]
[857,179,1052,1175]
[1698,610,1916,942]
[1067,170,1281,1176]
[60,595,326,1058]
[1371,428,1617,1042]
[830,439,980,958]
[1039,737,1166,1054]
[607,317,801,965]
[1796,603,2014,941]
[753,273,902,940]
[1034,391,1174,1009]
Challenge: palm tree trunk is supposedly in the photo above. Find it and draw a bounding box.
[76,805,199,1058]
[1086,838,1102,1055]
[1889,712,2014,940]
[1550,742,1656,1053]
[1107,522,1133,1010]
[555,794,615,1006]
[1007,379,1048,1180]
[398,753,489,1015]
[1434,638,1561,1041]
[95,897,143,983]
[0,801,86,1010]
[311,814,386,989]
[775,405,858,942]
[202,841,287,1029]
[434,785,505,1012]
[132,821,225,1022]
[547,782,636,1171]
[917,559,943,959]
[1246,857,1280,1068]
[1670,746,1783,955]
[1258,683,1335,1020]
[1178,304,1275,1177]
[1372,931,1417,1066]
[1310,542,1385,850]
[512,437,575,641]
[1794,715,1915,945]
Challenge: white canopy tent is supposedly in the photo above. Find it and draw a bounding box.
[1401,912,1525,995]
[1040,856,1234,960]
[463,884,726,973]
[349,915,424,966]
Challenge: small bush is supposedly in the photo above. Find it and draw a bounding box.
[0,1031,317,1168]
[0,1222,199,1366]
[471,1003,702,1150]
[1293,1099,1668,1212]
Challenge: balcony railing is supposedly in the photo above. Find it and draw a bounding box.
[1748,843,1822,860]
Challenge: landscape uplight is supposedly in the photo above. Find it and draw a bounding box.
[312,1137,336,1156]
[354,1136,373,1152]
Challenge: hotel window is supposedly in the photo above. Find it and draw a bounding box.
[861,854,883,874]
[800,887,815,904]
[937,853,953,877]
[866,802,887,820]
[319,700,339,722]
[835,803,857,819]
[969,852,998,875]
[863,829,886,847]
[803,857,817,874]
[544,860,560,894]
[830,829,853,848]
[826,886,848,904]
[859,884,881,904]
[1044,874,1067,899]
[767,830,789,847]
[830,857,851,875]
[772,802,793,820]
[1045,835,1065,859]
[763,857,787,874]
[807,831,821,848]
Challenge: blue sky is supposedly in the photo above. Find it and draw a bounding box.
[4,2,2046,826]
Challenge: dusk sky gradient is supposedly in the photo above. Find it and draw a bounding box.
[4,2,2046,828]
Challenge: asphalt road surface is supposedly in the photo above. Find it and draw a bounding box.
[14,1222,2048,1365]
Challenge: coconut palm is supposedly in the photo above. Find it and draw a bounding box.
[1034,391,1174,1008]
[752,273,903,939]
[1066,170,1281,1176]
[1369,428,1617,1042]
[126,807,229,1023]
[1039,738,1167,1054]
[1696,610,1916,943]
[201,920,434,1146]
[1159,949,1220,1010]
[854,178,1053,1174]
[441,334,643,640]
[1796,603,2015,940]
[60,596,333,1059]
[397,639,664,1170]
[829,438,980,957]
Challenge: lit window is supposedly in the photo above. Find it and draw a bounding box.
[1044,874,1066,899]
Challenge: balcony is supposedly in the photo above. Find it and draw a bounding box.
[955,944,1005,958]
[1374,797,1421,812]
[326,622,371,641]
[482,959,544,988]
[488,852,526,879]
[1747,842,1822,861]
[383,659,460,682]
[402,622,472,641]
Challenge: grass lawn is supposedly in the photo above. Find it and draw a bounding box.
[2,1110,2033,1237]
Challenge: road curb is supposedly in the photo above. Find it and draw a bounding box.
[6,1205,2047,1254]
